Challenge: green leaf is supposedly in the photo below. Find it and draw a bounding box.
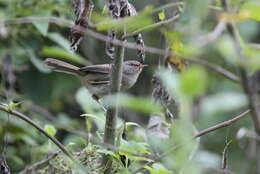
[216,36,237,65]
[125,122,141,128]
[102,6,109,14]
[81,113,106,125]
[41,46,86,64]
[47,32,72,52]
[180,66,208,98]
[120,140,151,156]
[8,101,22,110]
[33,22,49,36]
[243,44,260,71]
[76,87,106,130]
[44,124,57,136]
[97,149,116,156]
[144,163,173,174]
[95,6,154,32]
[241,1,260,21]
[32,12,51,36]
[28,50,51,73]
[103,94,162,114]
[158,11,166,21]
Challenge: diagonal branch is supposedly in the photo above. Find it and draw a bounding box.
[0,104,75,161]
[195,109,250,138]
[134,109,251,173]
[2,17,239,83]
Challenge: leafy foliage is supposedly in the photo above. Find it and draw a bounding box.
[0,0,260,174]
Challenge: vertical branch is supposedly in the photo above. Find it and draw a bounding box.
[102,36,126,173]
[103,39,125,146]
[220,0,260,173]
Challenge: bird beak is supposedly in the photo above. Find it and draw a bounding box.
[139,64,148,70]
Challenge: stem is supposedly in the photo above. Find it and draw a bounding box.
[220,0,260,173]
[102,38,126,173]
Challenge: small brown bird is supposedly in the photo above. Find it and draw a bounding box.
[44,58,146,101]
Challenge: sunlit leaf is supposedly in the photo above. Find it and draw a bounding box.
[44,124,57,136]
[158,11,166,21]
[8,101,22,110]
[240,1,260,21]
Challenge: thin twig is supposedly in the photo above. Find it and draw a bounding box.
[194,109,250,138]
[2,16,239,83]
[187,58,239,82]
[197,20,226,46]
[221,0,260,173]
[20,151,60,174]
[134,109,251,173]
[123,13,180,38]
[0,104,75,161]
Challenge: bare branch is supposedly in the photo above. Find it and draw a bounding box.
[2,17,240,83]
[197,20,226,46]
[195,109,250,138]
[135,109,251,173]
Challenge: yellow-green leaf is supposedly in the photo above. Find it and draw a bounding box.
[158,11,166,21]
[44,124,57,136]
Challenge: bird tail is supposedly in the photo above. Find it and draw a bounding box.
[44,58,81,76]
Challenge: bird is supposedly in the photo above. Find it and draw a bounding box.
[44,58,146,101]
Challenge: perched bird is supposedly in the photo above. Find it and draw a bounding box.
[44,58,146,101]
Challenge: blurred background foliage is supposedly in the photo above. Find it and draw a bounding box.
[0,0,260,173]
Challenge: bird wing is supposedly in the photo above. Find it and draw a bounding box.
[79,64,111,74]
[88,80,110,85]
